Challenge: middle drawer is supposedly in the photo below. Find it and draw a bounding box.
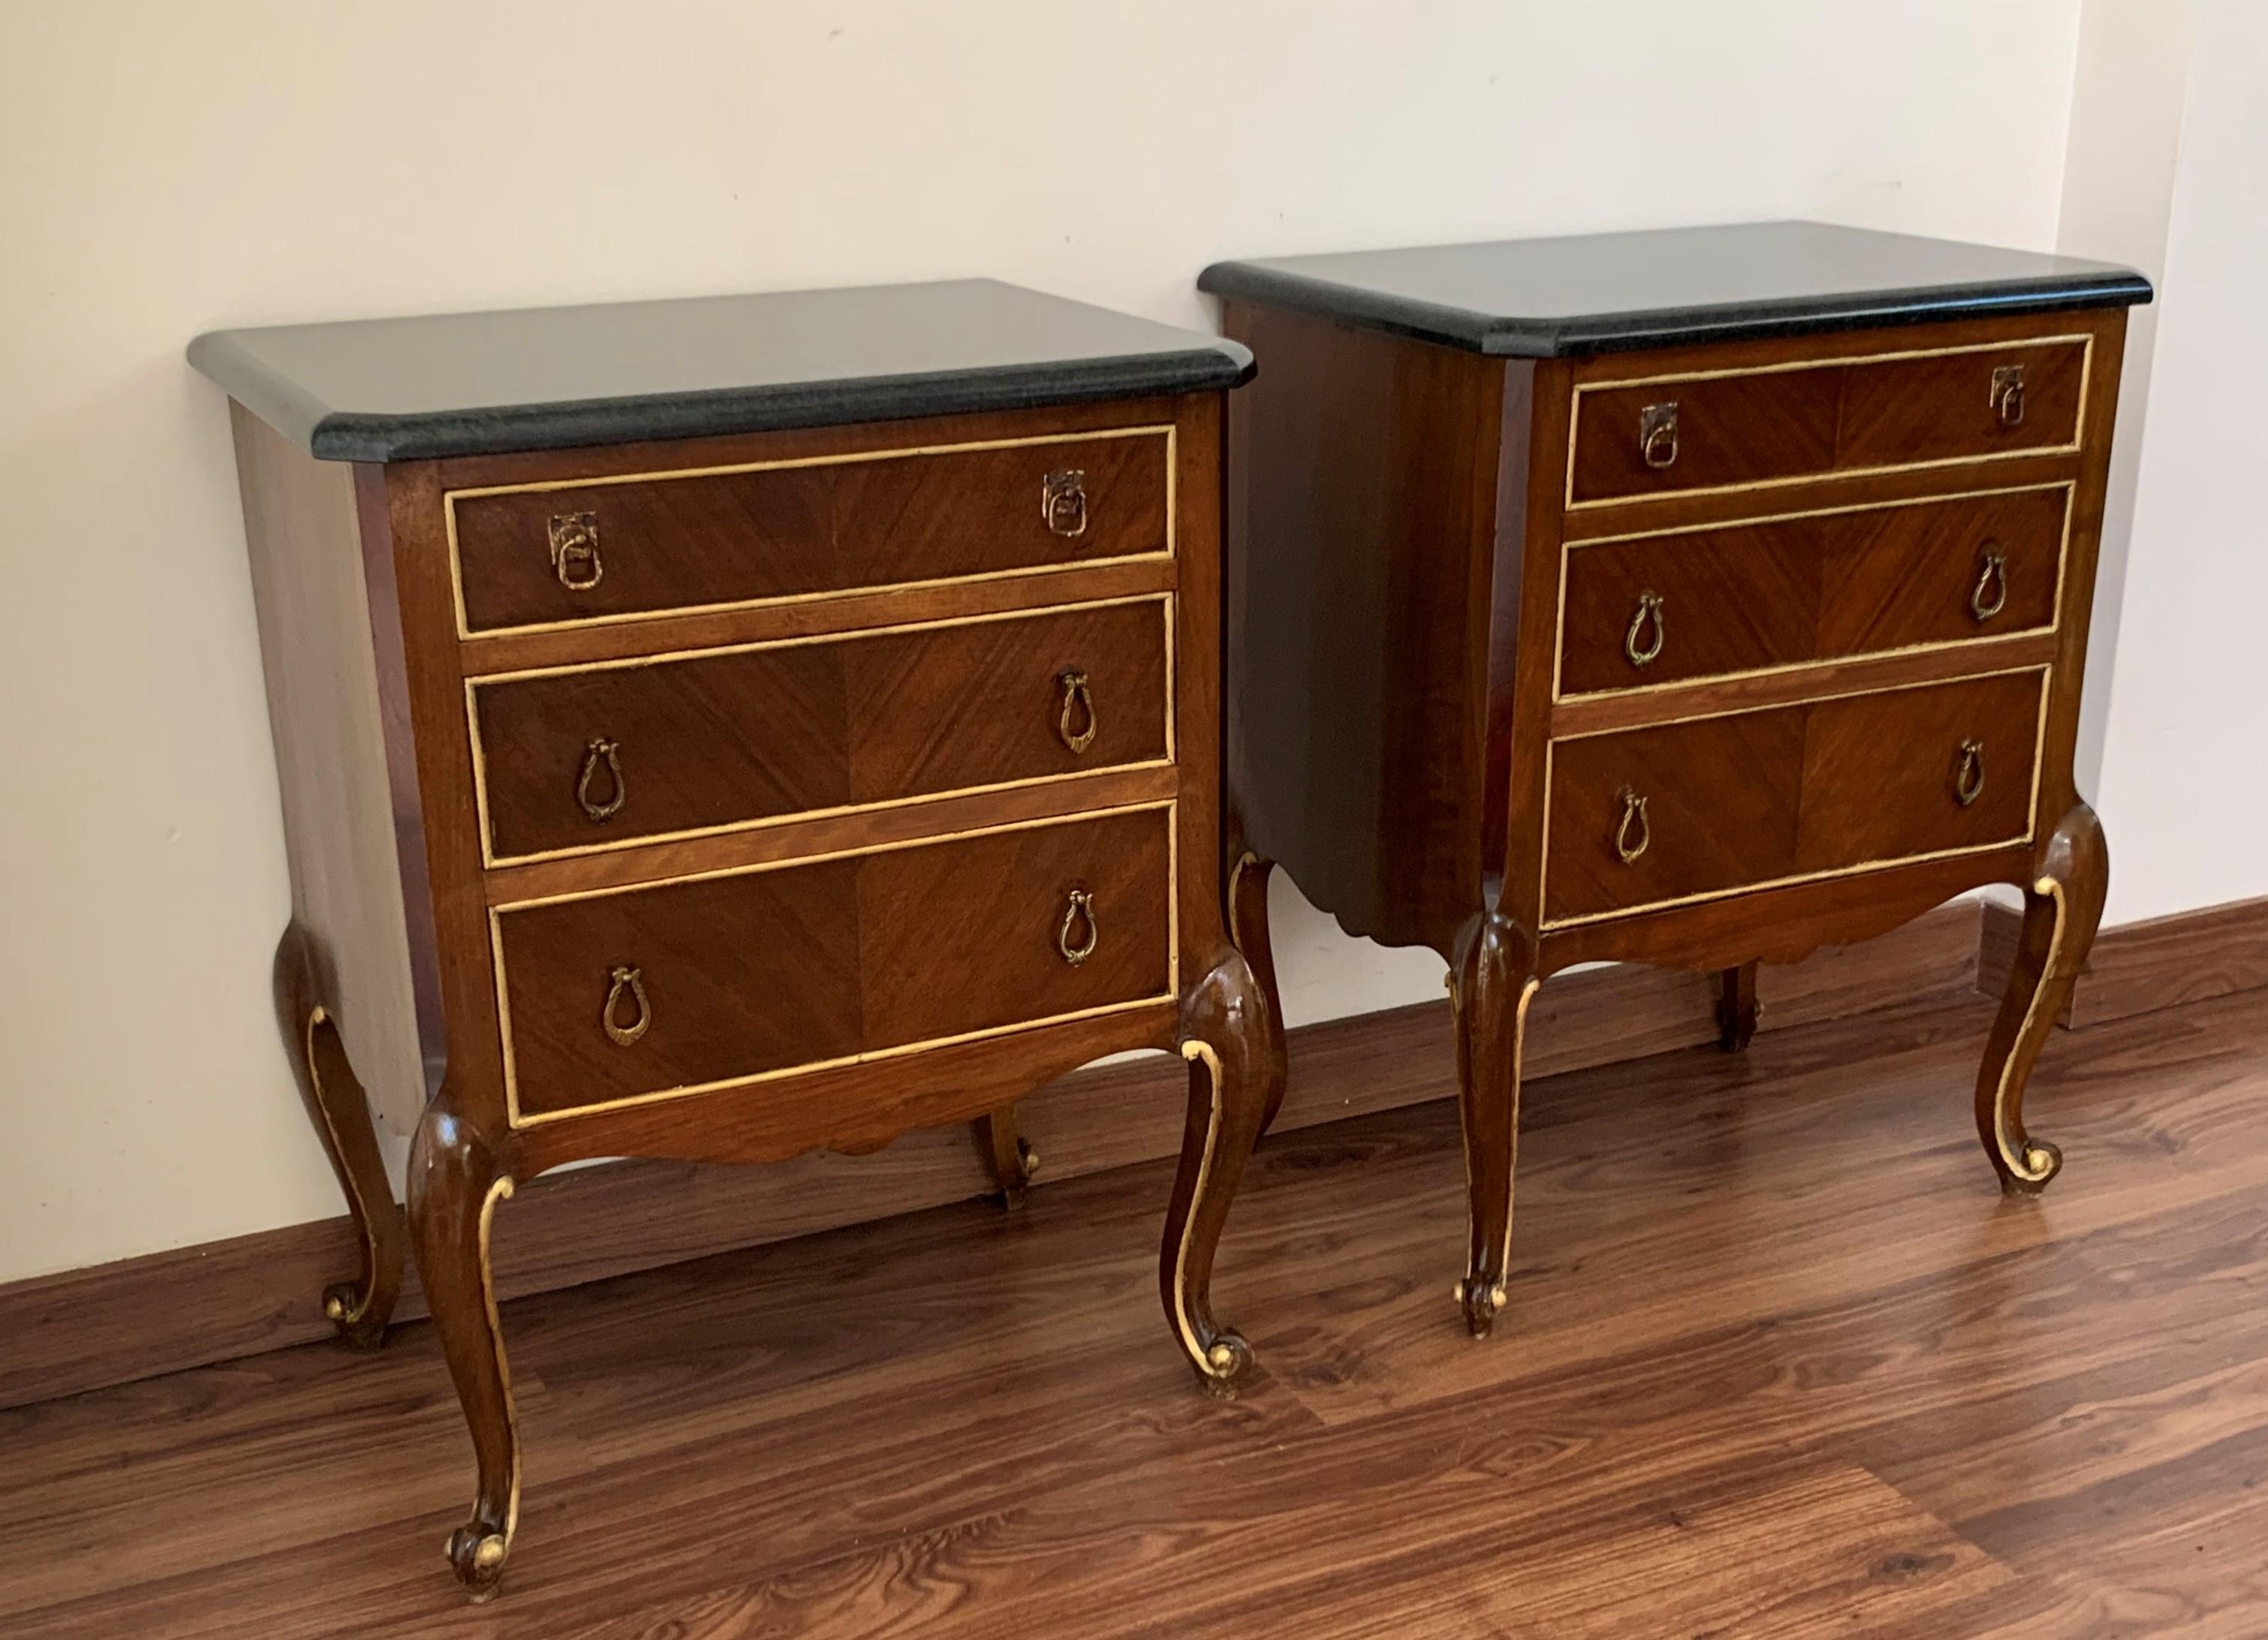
[1558,486,2067,698]
[470,597,1171,864]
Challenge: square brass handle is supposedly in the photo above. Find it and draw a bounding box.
[547,511,603,590]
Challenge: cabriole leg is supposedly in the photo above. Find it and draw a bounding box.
[1975,802,2107,1195]
[1453,909,1541,1339]
[1717,961,1760,1052]
[1227,850,1291,1136]
[974,1104,1038,1209]
[273,922,405,1350]
[1161,946,1281,1398]
[408,1098,520,1601]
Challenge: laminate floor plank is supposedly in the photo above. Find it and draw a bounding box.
[2,986,2262,1637]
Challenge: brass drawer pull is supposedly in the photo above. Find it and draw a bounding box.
[1954,739,1986,808]
[547,511,603,591]
[1056,669,1098,754]
[1614,787,1651,864]
[1990,365,2026,429]
[1971,546,2009,621]
[1056,887,1098,966]
[602,965,650,1046]
[1640,402,1679,469]
[577,737,625,822]
[1042,469,1089,538]
[1625,591,1666,667]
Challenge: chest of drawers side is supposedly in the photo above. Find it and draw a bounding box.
[1221,300,1531,958]
[231,405,443,1135]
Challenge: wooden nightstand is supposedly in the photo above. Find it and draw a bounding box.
[191,281,1276,1597]
[1201,222,2151,1337]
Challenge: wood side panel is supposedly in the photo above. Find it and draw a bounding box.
[451,431,1168,634]
[1219,302,1503,954]
[230,405,432,1132]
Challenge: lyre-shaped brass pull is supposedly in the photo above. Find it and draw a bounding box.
[548,511,603,590]
[577,737,625,822]
[1954,739,1986,808]
[1990,365,2026,429]
[1640,402,1679,470]
[602,965,650,1046]
[1042,469,1089,538]
[1625,591,1667,667]
[1056,670,1098,754]
[1614,787,1651,864]
[1970,546,2009,622]
[1056,888,1098,966]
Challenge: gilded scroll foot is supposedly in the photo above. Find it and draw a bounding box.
[1453,909,1540,1344]
[409,1097,520,1601]
[974,1105,1040,1210]
[1974,803,2106,1197]
[1162,945,1279,1398]
[274,923,405,1351]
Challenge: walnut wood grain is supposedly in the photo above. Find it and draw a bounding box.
[471,597,1169,860]
[452,429,1170,634]
[1558,486,2067,697]
[7,977,2263,1635]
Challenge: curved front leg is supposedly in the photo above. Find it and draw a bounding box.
[1975,802,2108,1195]
[1161,946,1280,1398]
[1227,850,1291,1136]
[408,1097,520,1601]
[273,923,405,1350]
[1453,909,1541,1339]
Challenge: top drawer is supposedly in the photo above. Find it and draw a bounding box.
[1568,337,2089,507]
[448,429,1172,636]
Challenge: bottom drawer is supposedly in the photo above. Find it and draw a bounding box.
[1544,670,2045,925]
[494,805,1175,1120]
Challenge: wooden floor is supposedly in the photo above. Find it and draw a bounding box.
[7,982,2266,1638]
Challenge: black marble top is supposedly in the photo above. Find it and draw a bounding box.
[1200,221,2152,357]
[189,279,1254,462]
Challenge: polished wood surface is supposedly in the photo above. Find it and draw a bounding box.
[474,595,1171,865]
[1223,277,2136,1355]
[0,898,1992,1414]
[1568,333,2087,504]
[222,363,1272,1596]
[451,428,1170,633]
[1557,486,2067,697]
[8,980,2263,1635]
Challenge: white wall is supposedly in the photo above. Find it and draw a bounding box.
[2092,0,2268,925]
[0,1,2095,1283]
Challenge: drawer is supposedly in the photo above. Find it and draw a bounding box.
[471,597,1171,863]
[1558,487,2067,696]
[495,806,1175,1121]
[450,429,1170,635]
[1568,338,2088,506]
[1544,671,2044,925]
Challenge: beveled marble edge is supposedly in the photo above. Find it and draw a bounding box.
[1197,263,2154,359]
[191,337,1254,463]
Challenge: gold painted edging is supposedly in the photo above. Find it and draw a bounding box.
[1452,974,1540,1317]
[477,1175,521,1551]
[1535,667,2051,931]
[1548,482,2077,706]
[1169,1038,1237,1383]
[446,424,1178,641]
[492,800,1181,1129]
[1989,874,2068,1183]
[464,593,1178,868]
[1560,334,2095,513]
